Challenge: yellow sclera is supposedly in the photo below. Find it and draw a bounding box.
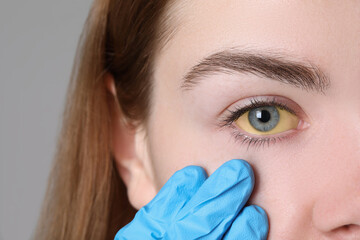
[234,107,299,136]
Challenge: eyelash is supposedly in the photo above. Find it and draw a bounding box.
[219,96,299,149]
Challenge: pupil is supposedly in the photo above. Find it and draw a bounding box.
[256,110,271,123]
[248,106,279,132]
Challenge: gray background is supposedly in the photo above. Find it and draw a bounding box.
[0,0,93,239]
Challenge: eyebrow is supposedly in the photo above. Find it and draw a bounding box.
[181,49,330,94]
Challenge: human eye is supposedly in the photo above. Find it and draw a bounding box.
[218,95,310,149]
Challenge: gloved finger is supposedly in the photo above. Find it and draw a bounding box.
[171,159,255,239]
[223,205,269,240]
[144,165,207,218]
[116,166,208,239]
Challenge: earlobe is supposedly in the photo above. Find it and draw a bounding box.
[121,139,157,210]
[105,73,157,210]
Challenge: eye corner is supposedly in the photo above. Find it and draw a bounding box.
[296,119,311,130]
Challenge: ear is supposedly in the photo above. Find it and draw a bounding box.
[105,73,157,210]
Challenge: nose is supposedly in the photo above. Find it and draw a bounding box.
[312,185,360,238]
[311,128,360,239]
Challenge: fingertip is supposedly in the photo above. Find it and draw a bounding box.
[144,165,208,215]
[166,165,206,185]
[218,159,255,186]
[181,159,255,217]
[180,165,208,180]
[229,159,254,175]
[242,205,269,238]
[253,205,269,222]
[224,205,269,240]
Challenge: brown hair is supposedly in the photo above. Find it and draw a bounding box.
[34,0,173,239]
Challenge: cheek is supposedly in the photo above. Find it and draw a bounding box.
[147,102,257,189]
[147,117,242,189]
[246,121,360,233]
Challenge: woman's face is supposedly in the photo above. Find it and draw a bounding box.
[141,1,360,238]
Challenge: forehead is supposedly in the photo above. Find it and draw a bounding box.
[154,0,360,88]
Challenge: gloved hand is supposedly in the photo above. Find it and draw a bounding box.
[115,159,269,240]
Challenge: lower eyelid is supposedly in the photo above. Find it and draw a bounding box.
[229,126,296,148]
[229,118,310,148]
[232,117,310,138]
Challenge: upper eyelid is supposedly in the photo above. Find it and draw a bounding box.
[228,99,296,122]
[217,95,303,128]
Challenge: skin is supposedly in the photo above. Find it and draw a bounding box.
[107,0,360,239]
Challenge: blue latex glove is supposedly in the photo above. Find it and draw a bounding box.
[115,159,269,239]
